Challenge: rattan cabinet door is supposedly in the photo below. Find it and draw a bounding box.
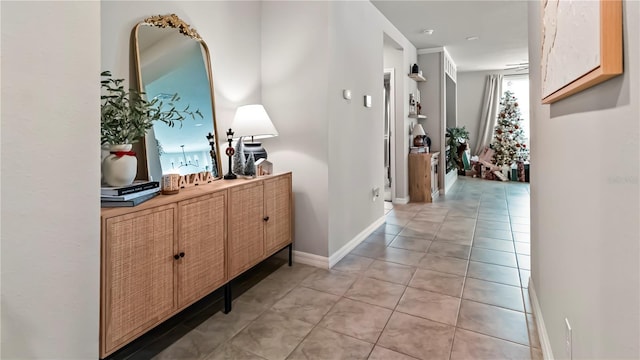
[102,204,176,354]
[228,182,265,278]
[177,192,226,308]
[264,174,292,255]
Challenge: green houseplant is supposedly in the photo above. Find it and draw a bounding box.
[445,126,470,173]
[100,71,201,186]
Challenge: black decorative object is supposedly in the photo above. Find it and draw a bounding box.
[411,63,419,74]
[243,138,268,161]
[223,128,237,180]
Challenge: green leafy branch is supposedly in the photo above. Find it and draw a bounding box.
[100,71,203,145]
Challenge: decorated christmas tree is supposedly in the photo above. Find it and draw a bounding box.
[491,90,529,166]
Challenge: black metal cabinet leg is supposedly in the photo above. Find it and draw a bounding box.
[288,243,293,266]
[223,283,232,314]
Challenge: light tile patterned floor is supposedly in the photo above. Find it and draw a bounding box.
[153,177,540,360]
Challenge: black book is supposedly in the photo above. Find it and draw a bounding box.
[101,181,159,196]
[101,192,159,208]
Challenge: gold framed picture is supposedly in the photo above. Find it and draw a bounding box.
[541,0,622,104]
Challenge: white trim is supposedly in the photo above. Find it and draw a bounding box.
[384,68,396,203]
[293,251,329,269]
[417,47,444,55]
[444,170,458,194]
[529,278,554,360]
[328,215,386,268]
[393,197,409,204]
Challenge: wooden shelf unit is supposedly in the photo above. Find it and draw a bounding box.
[408,73,427,81]
[100,172,292,358]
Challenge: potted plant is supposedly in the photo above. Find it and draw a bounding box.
[445,126,470,173]
[101,71,201,186]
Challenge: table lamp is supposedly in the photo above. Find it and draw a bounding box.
[412,123,426,147]
[230,104,279,161]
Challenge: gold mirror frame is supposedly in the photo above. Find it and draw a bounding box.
[132,14,222,182]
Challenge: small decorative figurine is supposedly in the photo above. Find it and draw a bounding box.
[206,132,219,178]
[223,128,237,180]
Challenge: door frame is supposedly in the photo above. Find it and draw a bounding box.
[384,68,396,202]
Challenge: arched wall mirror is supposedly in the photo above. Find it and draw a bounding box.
[132,14,222,182]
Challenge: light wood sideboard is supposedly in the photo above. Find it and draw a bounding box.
[408,153,440,202]
[100,172,292,358]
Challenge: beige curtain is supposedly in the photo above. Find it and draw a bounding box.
[474,74,503,156]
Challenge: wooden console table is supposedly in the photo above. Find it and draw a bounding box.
[99,172,292,358]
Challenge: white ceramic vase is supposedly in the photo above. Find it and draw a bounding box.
[102,144,137,186]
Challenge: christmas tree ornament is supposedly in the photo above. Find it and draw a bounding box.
[233,136,245,175]
[244,152,256,178]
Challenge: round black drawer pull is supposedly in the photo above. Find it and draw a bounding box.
[179,252,185,258]
[173,254,180,260]
[263,216,270,222]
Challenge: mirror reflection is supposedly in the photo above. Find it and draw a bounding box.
[133,15,222,181]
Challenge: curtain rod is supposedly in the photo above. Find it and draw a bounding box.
[503,73,529,77]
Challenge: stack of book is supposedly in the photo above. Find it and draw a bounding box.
[101,181,160,207]
[410,146,428,154]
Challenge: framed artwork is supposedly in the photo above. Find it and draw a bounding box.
[541,0,622,104]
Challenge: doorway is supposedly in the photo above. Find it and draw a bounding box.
[383,69,395,202]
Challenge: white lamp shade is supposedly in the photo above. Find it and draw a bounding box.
[412,123,426,136]
[230,104,279,139]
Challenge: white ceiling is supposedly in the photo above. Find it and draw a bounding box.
[371,0,529,72]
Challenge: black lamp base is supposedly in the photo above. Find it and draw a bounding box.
[224,173,237,180]
[244,142,268,161]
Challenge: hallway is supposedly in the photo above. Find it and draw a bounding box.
[154,177,540,360]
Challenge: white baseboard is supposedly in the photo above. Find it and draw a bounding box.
[293,215,386,270]
[444,170,458,194]
[393,197,409,204]
[328,215,386,268]
[529,278,554,360]
[293,250,329,269]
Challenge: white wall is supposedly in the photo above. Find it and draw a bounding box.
[328,0,417,255]
[261,1,331,256]
[101,0,262,143]
[327,1,383,255]
[528,1,640,358]
[262,1,416,258]
[457,70,487,152]
[1,2,101,358]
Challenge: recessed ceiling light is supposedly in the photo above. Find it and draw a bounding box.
[422,29,434,35]
[194,123,203,127]
[466,36,479,41]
